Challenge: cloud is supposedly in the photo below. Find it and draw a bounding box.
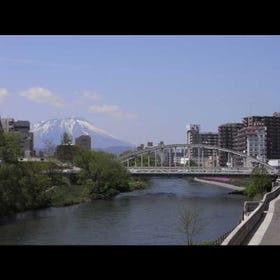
[88,104,138,119]
[72,90,101,106]
[81,90,100,100]
[19,87,65,108]
[0,88,9,103]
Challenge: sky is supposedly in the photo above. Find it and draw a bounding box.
[1,35,280,146]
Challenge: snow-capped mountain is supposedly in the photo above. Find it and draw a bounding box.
[31,117,135,152]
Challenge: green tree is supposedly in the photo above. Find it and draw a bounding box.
[19,162,52,209]
[61,132,72,145]
[244,166,272,199]
[55,144,79,163]
[73,149,130,199]
[0,132,20,163]
[0,163,25,215]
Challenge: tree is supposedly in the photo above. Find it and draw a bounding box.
[0,132,20,163]
[73,149,130,199]
[177,207,205,245]
[44,139,56,156]
[0,161,56,217]
[245,166,272,199]
[55,144,78,163]
[61,132,72,145]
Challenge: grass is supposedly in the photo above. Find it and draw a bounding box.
[230,177,250,187]
[128,179,149,191]
[48,184,90,207]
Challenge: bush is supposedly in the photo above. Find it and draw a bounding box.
[244,167,272,198]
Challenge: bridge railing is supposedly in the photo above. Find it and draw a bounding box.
[127,167,255,175]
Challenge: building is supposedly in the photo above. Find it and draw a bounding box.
[1,118,15,132]
[14,121,34,157]
[137,144,145,151]
[218,123,243,166]
[186,124,218,165]
[1,118,34,157]
[75,135,91,150]
[147,142,153,148]
[243,114,280,160]
[200,132,218,158]
[186,124,200,159]
[234,126,267,164]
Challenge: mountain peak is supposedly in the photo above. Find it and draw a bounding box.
[31,117,134,151]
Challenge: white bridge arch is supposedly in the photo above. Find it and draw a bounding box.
[118,144,277,175]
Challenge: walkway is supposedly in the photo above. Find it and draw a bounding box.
[248,192,280,245]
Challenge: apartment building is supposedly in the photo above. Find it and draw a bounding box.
[186,124,200,159]
[234,126,267,165]
[75,135,91,150]
[243,113,280,160]
[200,132,218,157]
[218,123,243,166]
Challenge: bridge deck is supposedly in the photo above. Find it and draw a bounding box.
[127,167,267,176]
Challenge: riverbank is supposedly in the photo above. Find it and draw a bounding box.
[194,177,245,192]
[48,178,149,207]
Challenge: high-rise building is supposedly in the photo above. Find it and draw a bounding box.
[200,132,218,158]
[234,126,267,164]
[186,124,218,165]
[186,124,200,159]
[218,123,243,166]
[243,113,280,160]
[75,135,91,150]
[1,118,15,132]
[1,118,34,157]
[14,121,34,157]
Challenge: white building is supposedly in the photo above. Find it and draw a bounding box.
[246,126,267,162]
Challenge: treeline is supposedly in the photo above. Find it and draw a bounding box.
[0,131,147,218]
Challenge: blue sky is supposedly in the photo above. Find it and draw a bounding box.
[1,35,280,145]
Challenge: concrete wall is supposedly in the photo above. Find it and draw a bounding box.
[221,185,280,245]
[243,201,260,216]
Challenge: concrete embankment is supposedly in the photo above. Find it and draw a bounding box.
[194,177,245,191]
[221,185,280,245]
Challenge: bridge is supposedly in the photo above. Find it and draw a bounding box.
[126,167,255,176]
[119,144,278,176]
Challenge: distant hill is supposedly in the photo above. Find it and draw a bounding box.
[99,146,134,156]
[31,117,135,153]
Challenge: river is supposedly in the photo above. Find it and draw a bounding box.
[0,177,245,245]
